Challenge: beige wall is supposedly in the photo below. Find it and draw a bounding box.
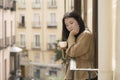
[0,8,15,80]
[0,48,11,80]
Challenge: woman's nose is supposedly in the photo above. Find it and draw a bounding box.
[69,25,73,29]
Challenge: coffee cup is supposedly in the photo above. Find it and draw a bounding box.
[58,41,67,48]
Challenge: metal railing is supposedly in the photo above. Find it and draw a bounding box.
[70,58,98,80]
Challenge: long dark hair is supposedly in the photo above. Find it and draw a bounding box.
[62,11,85,41]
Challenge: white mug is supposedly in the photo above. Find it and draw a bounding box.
[58,41,67,48]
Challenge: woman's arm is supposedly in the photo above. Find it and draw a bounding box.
[66,30,92,57]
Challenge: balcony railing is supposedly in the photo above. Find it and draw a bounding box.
[16,41,26,48]
[47,43,56,50]
[0,36,15,50]
[31,42,41,50]
[32,22,41,28]
[47,22,57,28]
[32,2,41,9]
[2,37,10,48]
[18,22,25,28]
[70,58,98,80]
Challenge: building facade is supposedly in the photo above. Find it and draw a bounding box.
[0,0,16,80]
[16,0,65,79]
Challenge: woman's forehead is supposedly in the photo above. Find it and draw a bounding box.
[65,17,75,22]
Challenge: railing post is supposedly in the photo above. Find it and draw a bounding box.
[88,71,91,80]
[71,70,74,80]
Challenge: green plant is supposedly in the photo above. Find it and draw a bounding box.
[54,40,66,64]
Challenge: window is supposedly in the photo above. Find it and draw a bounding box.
[21,0,25,4]
[48,0,57,8]
[50,55,55,63]
[50,13,56,25]
[4,0,9,8]
[50,34,56,43]
[34,69,40,79]
[47,13,57,28]
[19,0,26,8]
[34,0,40,3]
[33,13,40,27]
[33,34,40,48]
[51,0,56,6]
[48,34,56,49]
[0,0,2,7]
[20,34,25,48]
[19,15,25,27]
[32,0,41,8]
[49,70,57,76]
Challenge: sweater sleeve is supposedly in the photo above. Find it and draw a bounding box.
[66,31,92,57]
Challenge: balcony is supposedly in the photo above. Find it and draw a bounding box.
[3,37,10,48]
[32,2,41,9]
[31,42,41,50]
[16,42,26,49]
[0,36,16,49]
[18,22,25,28]
[47,43,57,50]
[47,22,57,28]
[10,1,16,11]
[32,22,41,28]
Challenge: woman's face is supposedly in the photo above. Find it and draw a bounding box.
[64,17,80,35]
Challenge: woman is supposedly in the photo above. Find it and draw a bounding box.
[60,11,97,80]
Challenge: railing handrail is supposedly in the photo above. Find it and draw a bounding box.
[70,58,98,80]
[70,58,99,71]
[72,68,99,71]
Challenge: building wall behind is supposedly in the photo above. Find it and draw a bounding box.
[0,8,15,80]
[16,0,65,79]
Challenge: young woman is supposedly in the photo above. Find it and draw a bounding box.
[60,11,97,80]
